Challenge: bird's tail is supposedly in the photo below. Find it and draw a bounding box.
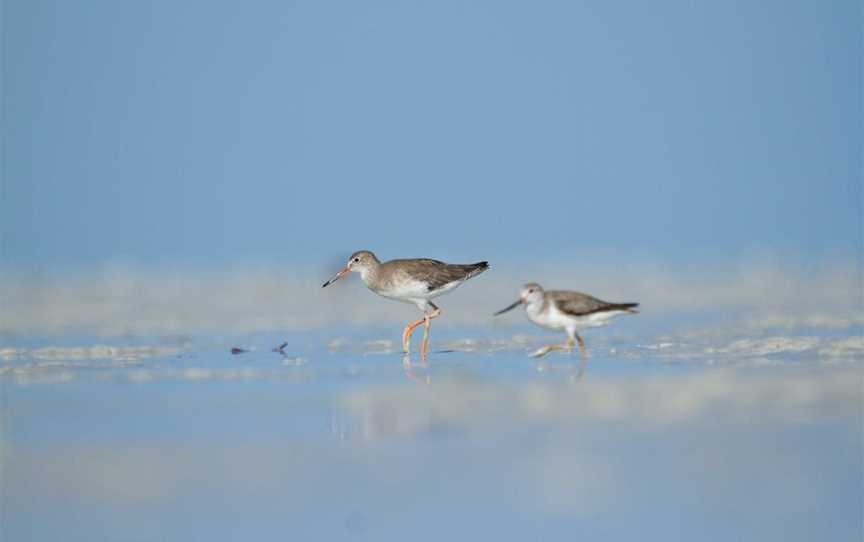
[610,302,639,314]
[463,261,490,280]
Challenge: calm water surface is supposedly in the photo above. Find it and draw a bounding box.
[2,326,862,541]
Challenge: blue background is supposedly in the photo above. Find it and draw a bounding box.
[3,0,861,270]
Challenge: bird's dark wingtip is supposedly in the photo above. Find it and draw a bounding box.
[467,261,490,279]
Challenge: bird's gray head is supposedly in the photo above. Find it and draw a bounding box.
[494,282,545,316]
[520,282,545,305]
[322,250,380,288]
[346,250,379,273]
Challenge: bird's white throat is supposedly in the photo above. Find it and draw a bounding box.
[525,298,546,317]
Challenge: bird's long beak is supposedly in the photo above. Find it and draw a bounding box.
[322,267,350,288]
[494,298,524,316]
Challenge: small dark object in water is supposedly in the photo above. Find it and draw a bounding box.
[273,342,288,355]
[231,347,248,355]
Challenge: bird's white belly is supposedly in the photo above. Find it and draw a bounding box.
[368,279,431,302]
[528,305,627,330]
[373,279,462,301]
[580,310,628,327]
[425,280,462,299]
[372,281,426,301]
[527,304,569,330]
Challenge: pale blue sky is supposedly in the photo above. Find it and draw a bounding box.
[2,0,861,271]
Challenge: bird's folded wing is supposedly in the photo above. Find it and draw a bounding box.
[548,291,614,317]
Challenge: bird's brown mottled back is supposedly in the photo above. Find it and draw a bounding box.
[381,259,489,292]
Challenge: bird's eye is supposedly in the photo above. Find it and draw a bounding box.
[353,258,360,263]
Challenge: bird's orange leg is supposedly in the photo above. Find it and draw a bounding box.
[402,317,426,353]
[420,305,442,358]
[573,334,589,380]
[574,333,588,358]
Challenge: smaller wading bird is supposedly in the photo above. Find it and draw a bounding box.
[495,282,638,359]
[323,250,489,356]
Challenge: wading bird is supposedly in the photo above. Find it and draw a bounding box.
[495,282,638,358]
[323,250,489,356]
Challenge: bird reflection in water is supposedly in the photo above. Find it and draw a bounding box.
[402,354,431,384]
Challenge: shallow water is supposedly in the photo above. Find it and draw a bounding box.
[2,324,862,541]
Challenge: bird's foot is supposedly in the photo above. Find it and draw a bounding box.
[530,343,572,358]
[529,346,552,358]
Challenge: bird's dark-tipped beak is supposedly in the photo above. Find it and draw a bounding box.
[494,299,524,316]
[322,267,350,288]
